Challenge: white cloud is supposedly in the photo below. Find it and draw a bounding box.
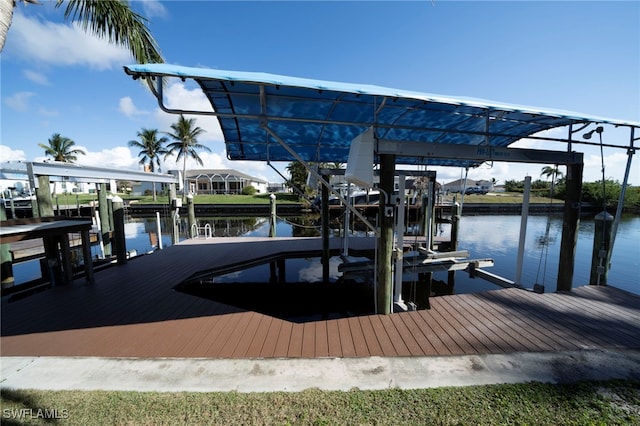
[10,11,131,70]
[0,145,27,162]
[38,107,59,117]
[118,97,149,119]
[74,146,140,170]
[156,82,224,143]
[140,0,168,19]
[23,70,49,85]
[4,92,35,112]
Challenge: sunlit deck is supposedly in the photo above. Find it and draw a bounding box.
[2,237,639,359]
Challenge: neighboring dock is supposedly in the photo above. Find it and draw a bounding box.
[2,237,639,359]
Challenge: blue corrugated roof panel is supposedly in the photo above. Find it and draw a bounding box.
[124,64,639,166]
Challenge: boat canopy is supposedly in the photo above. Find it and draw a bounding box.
[123,64,639,168]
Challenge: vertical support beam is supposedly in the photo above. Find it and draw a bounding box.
[590,211,613,285]
[187,193,196,238]
[394,175,406,308]
[377,154,395,314]
[156,211,163,250]
[515,176,531,286]
[112,196,127,265]
[35,175,54,217]
[343,183,352,256]
[425,179,435,250]
[321,172,330,284]
[447,201,460,293]
[81,229,94,284]
[557,162,583,292]
[269,194,277,238]
[98,183,112,256]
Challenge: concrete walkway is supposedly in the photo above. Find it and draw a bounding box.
[3,349,640,393]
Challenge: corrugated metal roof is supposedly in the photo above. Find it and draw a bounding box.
[124,64,639,167]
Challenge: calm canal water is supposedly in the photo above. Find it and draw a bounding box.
[12,213,639,295]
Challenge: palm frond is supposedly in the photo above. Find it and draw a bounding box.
[58,0,163,64]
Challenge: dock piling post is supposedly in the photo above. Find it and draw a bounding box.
[269,193,277,238]
[98,184,112,256]
[447,201,460,292]
[112,196,127,265]
[156,212,163,250]
[515,176,532,286]
[590,211,613,285]
[377,154,395,314]
[321,172,330,283]
[557,162,583,292]
[187,193,196,238]
[35,175,54,217]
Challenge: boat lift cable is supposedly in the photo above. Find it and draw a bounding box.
[535,166,557,288]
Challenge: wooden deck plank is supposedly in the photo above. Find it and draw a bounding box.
[476,290,583,352]
[468,291,567,352]
[314,321,329,358]
[326,320,343,357]
[272,321,293,358]
[258,318,284,358]
[337,319,357,357]
[394,312,439,356]
[443,294,523,353]
[357,316,385,357]
[367,315,398,356]
[230,312,265,358]
[421,299,481,355]
[507,289,618,349]
[403,310,450,355]
[287,324,304,358]
[244,315,274,358]
[347,317,370,357]
[301,322,316,358]
[388,314,424,356]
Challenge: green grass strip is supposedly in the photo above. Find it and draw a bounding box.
[2,380,638,425]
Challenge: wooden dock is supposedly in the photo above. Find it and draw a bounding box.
[2,237,639,358]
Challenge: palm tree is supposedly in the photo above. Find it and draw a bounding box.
[1,0,163,63]
[164,115,209,200]
[129,128,168,201]
[540,165,563,197]
[38,133,85,162]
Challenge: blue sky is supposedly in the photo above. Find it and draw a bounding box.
[2,1,639,185]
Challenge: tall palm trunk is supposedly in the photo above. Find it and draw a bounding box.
[182,155,187,202]
[0,0,15,52]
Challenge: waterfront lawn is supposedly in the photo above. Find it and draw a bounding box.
[1,380,638,425]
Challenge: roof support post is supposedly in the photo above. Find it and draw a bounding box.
[557,161,583,292]
[377,154,395,315]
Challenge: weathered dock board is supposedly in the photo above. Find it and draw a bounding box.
[2,237,639,358]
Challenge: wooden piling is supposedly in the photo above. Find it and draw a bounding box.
[376,154,395,314]
[98,183,112,256]
[590,211,613,285]
[269,194,277,238]
[557,162,583,292]
[187,194,196,238]
[35,175,54,217]
[112,196,127,265]
[321,173,330,283]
